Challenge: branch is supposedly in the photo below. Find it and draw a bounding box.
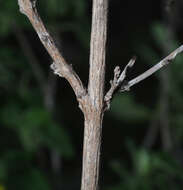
[120,45,183,92]
[17,0,86,103]
[104,45,183,110]
[104,57,136,110]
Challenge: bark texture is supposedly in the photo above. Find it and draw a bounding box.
[81,0,108,189]
[81,109,103,190]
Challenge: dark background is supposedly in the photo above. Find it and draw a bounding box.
[0,0,183,189]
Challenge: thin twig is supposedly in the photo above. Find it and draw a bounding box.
[17,0,87,102]
[104,57,136,110]
[120,45,183,92]
[104,45,183,110]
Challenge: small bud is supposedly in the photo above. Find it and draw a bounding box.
[50,62,63,77]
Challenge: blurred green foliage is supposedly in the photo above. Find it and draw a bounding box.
[107,142,183,190]
[1,105,74,156]
[110,94,151,123]
[0,1,28,36]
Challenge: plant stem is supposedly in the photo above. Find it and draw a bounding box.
[81,0,108,189]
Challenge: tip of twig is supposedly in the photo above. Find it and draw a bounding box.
[128,56,136,68]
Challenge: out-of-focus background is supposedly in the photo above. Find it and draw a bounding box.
[1,0,183,189]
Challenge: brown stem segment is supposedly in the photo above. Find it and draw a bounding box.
[81,108,103,190]
[17,0,86,102]
[81,0,108,190]
[88,0,108,107]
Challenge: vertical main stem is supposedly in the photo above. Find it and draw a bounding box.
[81,0,108,190]
[88,0,108,106]
[81,110,103,190]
